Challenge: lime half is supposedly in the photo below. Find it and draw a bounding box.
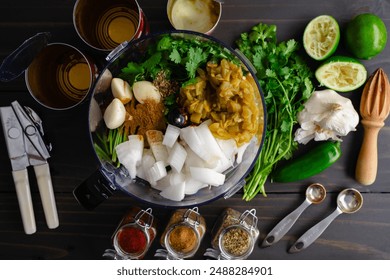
[315,56,367,92]
[303,15,340,61]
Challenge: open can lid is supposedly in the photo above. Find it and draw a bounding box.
[0,32,51,82]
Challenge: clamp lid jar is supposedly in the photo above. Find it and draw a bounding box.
[158,207,206,259]
[105,207,156,260]
[206,208,259,260]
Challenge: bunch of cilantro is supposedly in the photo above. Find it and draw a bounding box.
[120,34,237,86]
[236,23,314,201]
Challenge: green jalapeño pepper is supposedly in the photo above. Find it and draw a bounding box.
[271,141,342,183]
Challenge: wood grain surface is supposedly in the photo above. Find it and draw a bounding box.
[0,0,389,260]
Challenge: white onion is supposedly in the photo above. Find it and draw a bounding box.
[147,161,167,182]
[167,142,187,173]
[146,130,169,165]
[180,126,211,162]
[162,124,181,148]
[184,176,208,195]
[189,167,226,187]
[115,135,144,179]
[160,181,185,202]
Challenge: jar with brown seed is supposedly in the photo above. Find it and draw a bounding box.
[156,207,206,259]
[205,208,259,260]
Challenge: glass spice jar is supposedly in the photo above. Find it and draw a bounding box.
[103,207,157,260]
[156,207,206,259]
[205,208,259,260]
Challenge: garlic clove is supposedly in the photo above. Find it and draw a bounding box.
[111,77,133,104]
[132,81,161,104]
[103,98,126,129]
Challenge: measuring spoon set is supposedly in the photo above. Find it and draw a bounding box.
[262,183,363,253]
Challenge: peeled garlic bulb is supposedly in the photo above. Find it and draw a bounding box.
[132,81,161,104]
[103,98,126,129]
[295,89,359,144]
[111,77,133,104]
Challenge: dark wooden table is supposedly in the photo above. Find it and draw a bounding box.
[0,0,389,260]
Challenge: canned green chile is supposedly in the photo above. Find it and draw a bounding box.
[271,141,342,183]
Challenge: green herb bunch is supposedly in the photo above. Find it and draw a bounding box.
[120,34,238,86]
[236,23,314,200]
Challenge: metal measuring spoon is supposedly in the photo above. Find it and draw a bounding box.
[289,188,363,253]
[262,183,326,247]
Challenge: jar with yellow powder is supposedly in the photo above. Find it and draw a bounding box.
[156,207,206,259]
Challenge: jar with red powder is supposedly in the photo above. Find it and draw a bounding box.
[104,207,156,260]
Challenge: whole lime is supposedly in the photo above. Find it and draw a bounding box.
[344,13,387,60]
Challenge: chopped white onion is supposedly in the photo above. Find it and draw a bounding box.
[184,176,208,195]
[167,142,187,173]
[162,124,181,148]
[160,181,185,202]
[180,126,211,162]
[141,149,156,185]
[236,142,250,164]
[115,135,144,179]
[189,167,226,187]
[169,171,186,186]
[195,123,230,168]
[146,130,169,165]
[147,161,167,182]
[216,138,237,164]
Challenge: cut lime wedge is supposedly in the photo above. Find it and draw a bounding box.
[303,15,340,61]
[315,56,367,92]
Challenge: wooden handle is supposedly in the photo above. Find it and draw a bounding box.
[355,120,384,185]
[12,169,36,234]
[34,163,59,229]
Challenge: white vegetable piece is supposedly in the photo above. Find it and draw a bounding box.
[132,81,161,104]
[189,167,226,187]
[115,135,144,179]
[160,181,185,202]
[194,123,231,170]
[146,130,169,165]
[103,98,126,129]
[236,141,250,164]
[167,142,187,173]
[162,124,181,148]
[111,77,133,104]
[147,161,167,182]
[215,138,237,164]
[169,171,186,186]
[139,149,156,185]
[180,125,211,162]
[89,97,102,132]
[184,176,208,195]
[294,89,359,144]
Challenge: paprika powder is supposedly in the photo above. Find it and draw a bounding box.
[110,207,157,260]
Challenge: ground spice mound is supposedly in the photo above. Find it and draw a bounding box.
[168,225,197,253]
[124,99,166,142]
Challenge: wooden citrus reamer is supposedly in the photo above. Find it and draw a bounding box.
[355,68,390,185]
